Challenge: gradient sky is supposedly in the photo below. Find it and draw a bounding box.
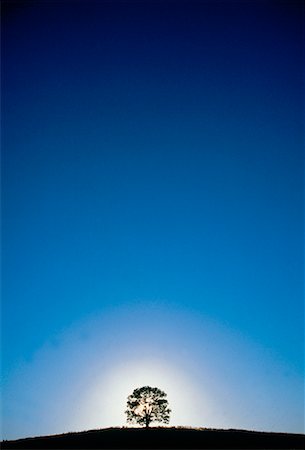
[2,0,304,440]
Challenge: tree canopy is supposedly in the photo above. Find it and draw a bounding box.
[125,386,171,427]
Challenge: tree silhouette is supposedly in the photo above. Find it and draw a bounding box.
[125,386,171,428]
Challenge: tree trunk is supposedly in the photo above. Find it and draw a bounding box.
[145,414,150,428]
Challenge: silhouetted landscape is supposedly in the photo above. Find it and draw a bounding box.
[2,1,304,447]
[2,427,305,449]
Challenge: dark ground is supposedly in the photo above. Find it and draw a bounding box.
[2,427,305,449]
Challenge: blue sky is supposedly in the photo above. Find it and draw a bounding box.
[2,0,304,439]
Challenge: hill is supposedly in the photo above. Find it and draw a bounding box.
[2,427,305,449]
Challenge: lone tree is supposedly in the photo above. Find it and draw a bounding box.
[125,386,171,428]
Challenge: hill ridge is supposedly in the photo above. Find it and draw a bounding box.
[2,426,305,449]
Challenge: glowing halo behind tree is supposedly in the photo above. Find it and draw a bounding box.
[125,386,171,428]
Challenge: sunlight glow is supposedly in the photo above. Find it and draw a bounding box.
[3,305,303,439]
[79,357,208,429]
